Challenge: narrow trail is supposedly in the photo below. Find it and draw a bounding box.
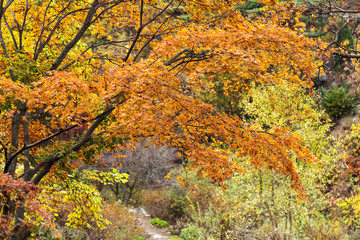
[130,207,171,240]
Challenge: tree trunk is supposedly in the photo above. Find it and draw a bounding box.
[7,111,21,176]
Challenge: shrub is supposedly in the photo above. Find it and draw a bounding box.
[150,218,169,228]
[32,178,110,238]
[141,189,177,222]
[91,202,145,239]
[345,124,360,179]
[321,84,358,119]
[180,225,202,240]
[166,168,234,238]
[300,219,348,240]
[98,138,179,204]
[337,191,360,230]
[133,236,147,240]
[34,189,145,240]
[169,237,182,240]
[41,202,145,240]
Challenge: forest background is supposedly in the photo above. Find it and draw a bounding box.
[1,0,360,239]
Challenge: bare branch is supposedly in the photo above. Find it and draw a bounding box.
[0,0,15,80]
[334,51,360,59]
[124,0,175,62]
[326,20,349,49]
[34,4,89,61]
[60,39,132,70]
[134,0,184,61]
[2,15,18,49]
[19,0,30,50]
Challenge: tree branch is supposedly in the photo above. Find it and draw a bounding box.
[31,104,118,184]
[33,0,74,60]
[4,124,78,174]
[123,0,175,62]
[49,0,99,70]
[23,91,127,183]
[0,138,8,162]
[133,0,184,62]
[334,51,360,59]
[0,0,16,81]
[2,15,18,50]
[19,0,30,50]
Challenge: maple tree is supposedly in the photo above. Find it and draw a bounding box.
[0,0,320,237]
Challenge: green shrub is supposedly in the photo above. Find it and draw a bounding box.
[150,218,169,228]
[321,84,358,119]
[133,236,146,240]
[169,237,182,240]
[180,225,202,240]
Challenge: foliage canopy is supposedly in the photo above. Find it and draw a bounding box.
[0,0,321,236]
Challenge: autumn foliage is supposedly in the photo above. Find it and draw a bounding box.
[0,0,322,237]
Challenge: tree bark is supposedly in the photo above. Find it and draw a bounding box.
[7,111,21,176]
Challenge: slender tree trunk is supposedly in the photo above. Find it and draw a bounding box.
[22,116,31,172]
[8,111,21,176]
[259,170,263,201]
[288,203,292,240]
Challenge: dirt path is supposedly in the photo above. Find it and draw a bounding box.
[130,207,171,240]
